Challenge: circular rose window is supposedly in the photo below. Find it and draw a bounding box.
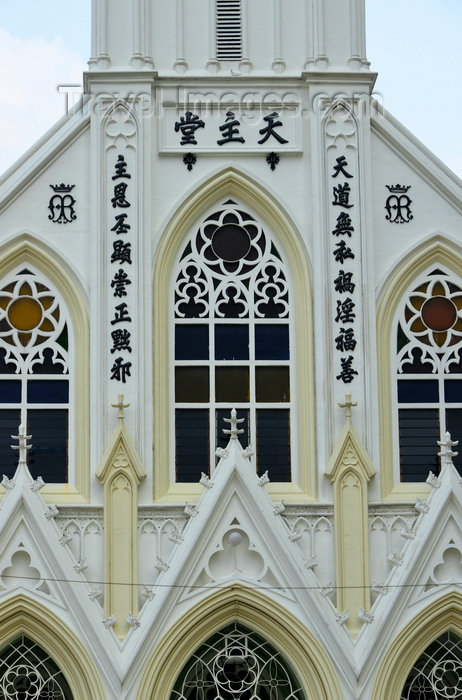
[421,296,458,332]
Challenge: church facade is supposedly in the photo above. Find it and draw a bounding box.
[0,0,461,698]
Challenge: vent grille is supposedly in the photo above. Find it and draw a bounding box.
[216,0,242,61]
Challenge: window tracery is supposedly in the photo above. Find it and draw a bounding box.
[401,631,462,700]
[396,267,462,481]
[173,201,292,483]
[0,269,70,482]
[170,623,307,700]
[0,635,73,700]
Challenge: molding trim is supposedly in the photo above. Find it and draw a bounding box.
[0,594,105,700]
[372,591,462,700]
[0,233,90,502]
[152,166,316,502]
[137,586,342,700]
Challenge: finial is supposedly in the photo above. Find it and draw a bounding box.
[222,408,244,440]
[11,424,32,466]
[112,393,130,420]
[338,392,357,420]
[437,431,459,467]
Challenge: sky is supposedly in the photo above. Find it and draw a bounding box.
[0,0,461,179]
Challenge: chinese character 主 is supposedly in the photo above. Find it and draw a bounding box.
[258,112,288,145]
[217,111,245,146]
[112,154,131,180]
[174,111,205,146]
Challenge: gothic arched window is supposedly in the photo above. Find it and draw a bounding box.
[173,200,292,483]
[396,267,462,481]
[0,268,71,482]
[170,623,307,700]
[0,635,73,699]
[401,631,462,699]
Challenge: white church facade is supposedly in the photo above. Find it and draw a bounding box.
[0,0,461,698]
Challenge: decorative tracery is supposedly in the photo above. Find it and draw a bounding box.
[396,268,462,480]
[170,624,307,700]
[0,635,73,700]
[173,201,292,483]
[401,632,462,700]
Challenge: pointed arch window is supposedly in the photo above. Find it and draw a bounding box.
[395,267,462,481]
[173,200,292,483]
[401,631,462,699]
[0,635,74,699]
[0,268,71,482]
[170,623,307,700]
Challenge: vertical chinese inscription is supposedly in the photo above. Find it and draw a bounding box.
[110,155,133,383]
[331,155,358,383]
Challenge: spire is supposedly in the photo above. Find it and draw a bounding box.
[11,424,32,467]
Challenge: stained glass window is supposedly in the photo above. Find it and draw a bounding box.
[396,268,462,480]
[0,635,73,700]
[173,201,292,482]
[401,632,462,699]
[0,269,70,482]
[170,624,307,700]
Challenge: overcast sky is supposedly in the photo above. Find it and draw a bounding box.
[0,0,461,179]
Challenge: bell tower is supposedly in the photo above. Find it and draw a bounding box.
[88,0,369,74]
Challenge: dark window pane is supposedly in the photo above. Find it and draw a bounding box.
[446,409,462,474]
[215,367,249,402]
[28,409,68,483]
[0,409,20,476]
[216,409,249,452]
[176,409,209,482]
[0,380,21,403]
[256,367,290,402]
[445,380,462,403]
[215,324,249,360]
[398,380,438,403]
[256,409,290,481]
[399,408,439,482]
[400,347,434,374]
[0,348,17,374]
[175,367,209,402]
[27,380,69,403]
[255,325,289,360]
[30,347,66,374]
[175,325,209,360]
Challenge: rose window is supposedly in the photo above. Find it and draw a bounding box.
[170,624,307,700]
[396,269,462,481]
[0,636,73,700]
[401,631,462,700]
[173,201,292,483]
[0,269,70,483]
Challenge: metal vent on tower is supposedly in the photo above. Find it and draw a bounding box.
[216,0,242,61]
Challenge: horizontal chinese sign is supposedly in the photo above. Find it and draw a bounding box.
[159,104,302,154]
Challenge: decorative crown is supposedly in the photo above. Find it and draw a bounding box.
[386,184,411,193]
[50,183,75,193]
